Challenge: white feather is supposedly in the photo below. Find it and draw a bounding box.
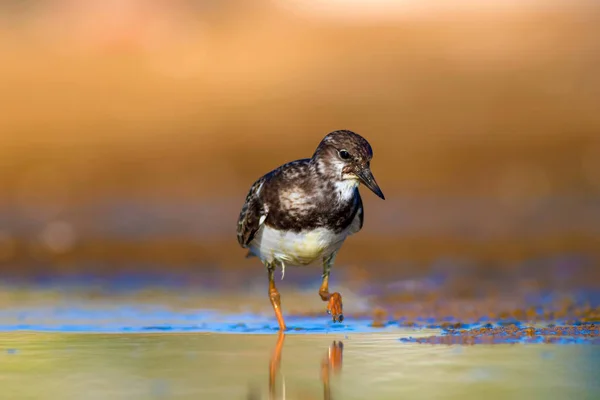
[335,178,359,201]
[250,225,350,267]
[255,181,264,196]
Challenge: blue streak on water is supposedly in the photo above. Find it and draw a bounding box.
[0,306,404,334]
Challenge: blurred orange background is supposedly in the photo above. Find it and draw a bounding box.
[0,0,599,279]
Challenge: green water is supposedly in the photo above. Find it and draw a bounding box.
[2,332,598,400]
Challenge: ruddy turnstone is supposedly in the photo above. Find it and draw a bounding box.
[236,130,385,330]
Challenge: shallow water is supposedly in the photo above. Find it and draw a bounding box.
[2,331,599,400]
[0,271,598,400]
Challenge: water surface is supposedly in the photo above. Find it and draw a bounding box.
[3,331,599,400]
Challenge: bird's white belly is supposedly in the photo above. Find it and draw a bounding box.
[250,225,348,266]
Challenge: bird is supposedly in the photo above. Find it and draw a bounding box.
[236,130,385,331]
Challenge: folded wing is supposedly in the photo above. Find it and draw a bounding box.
[237,177,268,248]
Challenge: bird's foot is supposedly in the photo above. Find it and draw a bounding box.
[326,292,343,323]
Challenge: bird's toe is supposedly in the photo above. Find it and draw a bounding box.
[327,292,343,323]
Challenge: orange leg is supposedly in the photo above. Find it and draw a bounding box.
[321,340,344,400]
[269,331,286,399]
[268,263,287,331]
[319,253,343,323]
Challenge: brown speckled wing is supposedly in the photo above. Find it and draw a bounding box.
[236,177,268,248]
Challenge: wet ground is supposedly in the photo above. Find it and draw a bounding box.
[1,274,599,399]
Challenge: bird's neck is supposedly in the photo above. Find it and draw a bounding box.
[308,158,358,204]
[310,153,343,180]
[333,179,360,203]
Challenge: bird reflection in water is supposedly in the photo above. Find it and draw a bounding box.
[249,332,344,400]
[320,338,343,400]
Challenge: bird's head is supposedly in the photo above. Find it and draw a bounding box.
[312,130,385,200]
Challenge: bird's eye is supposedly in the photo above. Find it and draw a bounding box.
[339,150,351,160]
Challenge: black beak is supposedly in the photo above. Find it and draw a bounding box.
[356,165,385,200]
